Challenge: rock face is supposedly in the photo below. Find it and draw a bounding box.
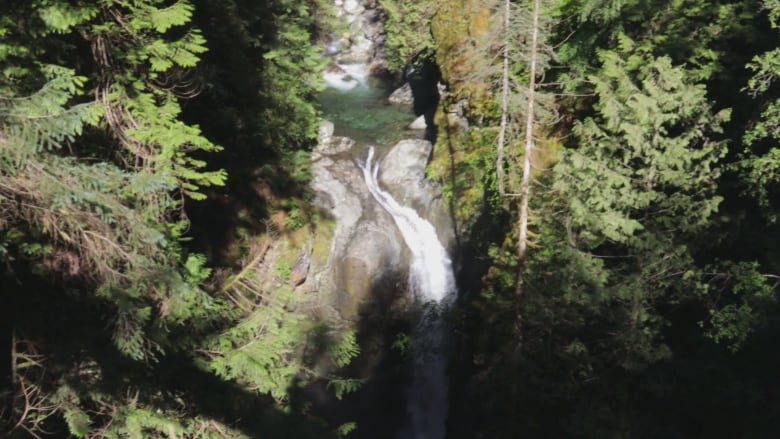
[331,0,387,71]
[310,122,452,321]
[311,126,403,321]
[378,139,454,248]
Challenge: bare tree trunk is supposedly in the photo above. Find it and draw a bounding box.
[496,0,510,197]
[516,0,540,294]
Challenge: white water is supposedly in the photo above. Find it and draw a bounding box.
[359,147,456,439]
[324,62,370,91]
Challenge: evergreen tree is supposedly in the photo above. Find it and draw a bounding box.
[1,1,354,437]
[183,0,328,264]
[742,0,780,216]
[556,0,759,82]
[426,1,780,437]
[379,0,437,70]
[549,36,730,365]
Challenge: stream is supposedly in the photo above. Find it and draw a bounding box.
[319,2,456,436]
[318,66,419,146]
[359,147,455,439]
[319,54,455,438]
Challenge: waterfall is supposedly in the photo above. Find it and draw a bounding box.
[324,62,370,91]
[359,146,455,439]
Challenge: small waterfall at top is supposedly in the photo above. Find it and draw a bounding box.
[322,0,373,91]
[319,0,423,146]
[324,61,370,91]
[359,147,456,439]
[319,1,455,436]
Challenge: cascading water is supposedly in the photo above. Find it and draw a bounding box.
[320,0,418,146]
[320,1,455,435]
[323,62,370,90]
[359,146,456,439]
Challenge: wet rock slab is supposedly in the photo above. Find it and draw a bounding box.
[310,121,452,322]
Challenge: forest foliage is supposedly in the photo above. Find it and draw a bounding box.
[416,0,780,436]
[3,0,780,438]
[1,0,355,437]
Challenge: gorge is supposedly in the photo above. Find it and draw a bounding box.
[4,0,780,438]
[360,146,455,439]
[310,2,458,434]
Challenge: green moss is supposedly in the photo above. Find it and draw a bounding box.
[337,257,372,319]
[431,0,494,113]
[431,123,501,231]
[380,0,436,69]
[427,0,505,236]
[311,220,335,268]
[428,0,563,238]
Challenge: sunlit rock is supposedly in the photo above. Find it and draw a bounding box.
[380,139,454,249]
[310,128,453,321]
[331,0,385,66]
[408,115,427,130]
[310,126,405,321]
[388,82,414,105]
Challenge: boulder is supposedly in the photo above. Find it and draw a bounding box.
[335,37,374,64]
[344,0,363,15]
[379,139,430,189]
[379,139,454,250]
[325,62,347,75]
[318,120,334,143]
[310,124,406,321]
[388,83,413,105]
[408,115,427,130]
[309,125,453,322]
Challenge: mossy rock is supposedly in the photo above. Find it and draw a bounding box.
[431,0,493,115]
[336,256,373,319]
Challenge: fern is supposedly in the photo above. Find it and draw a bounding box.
[37,3,98,34]
[327,378,364,401]
[149,1,196,33]
[336,422,358,437]
[331,331,360,368]
[52,385,91,438]
[1,63,220,361]
[0,66,101,159]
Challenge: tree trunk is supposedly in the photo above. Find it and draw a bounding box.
[516,0,540,294]
[496,0,511,197]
